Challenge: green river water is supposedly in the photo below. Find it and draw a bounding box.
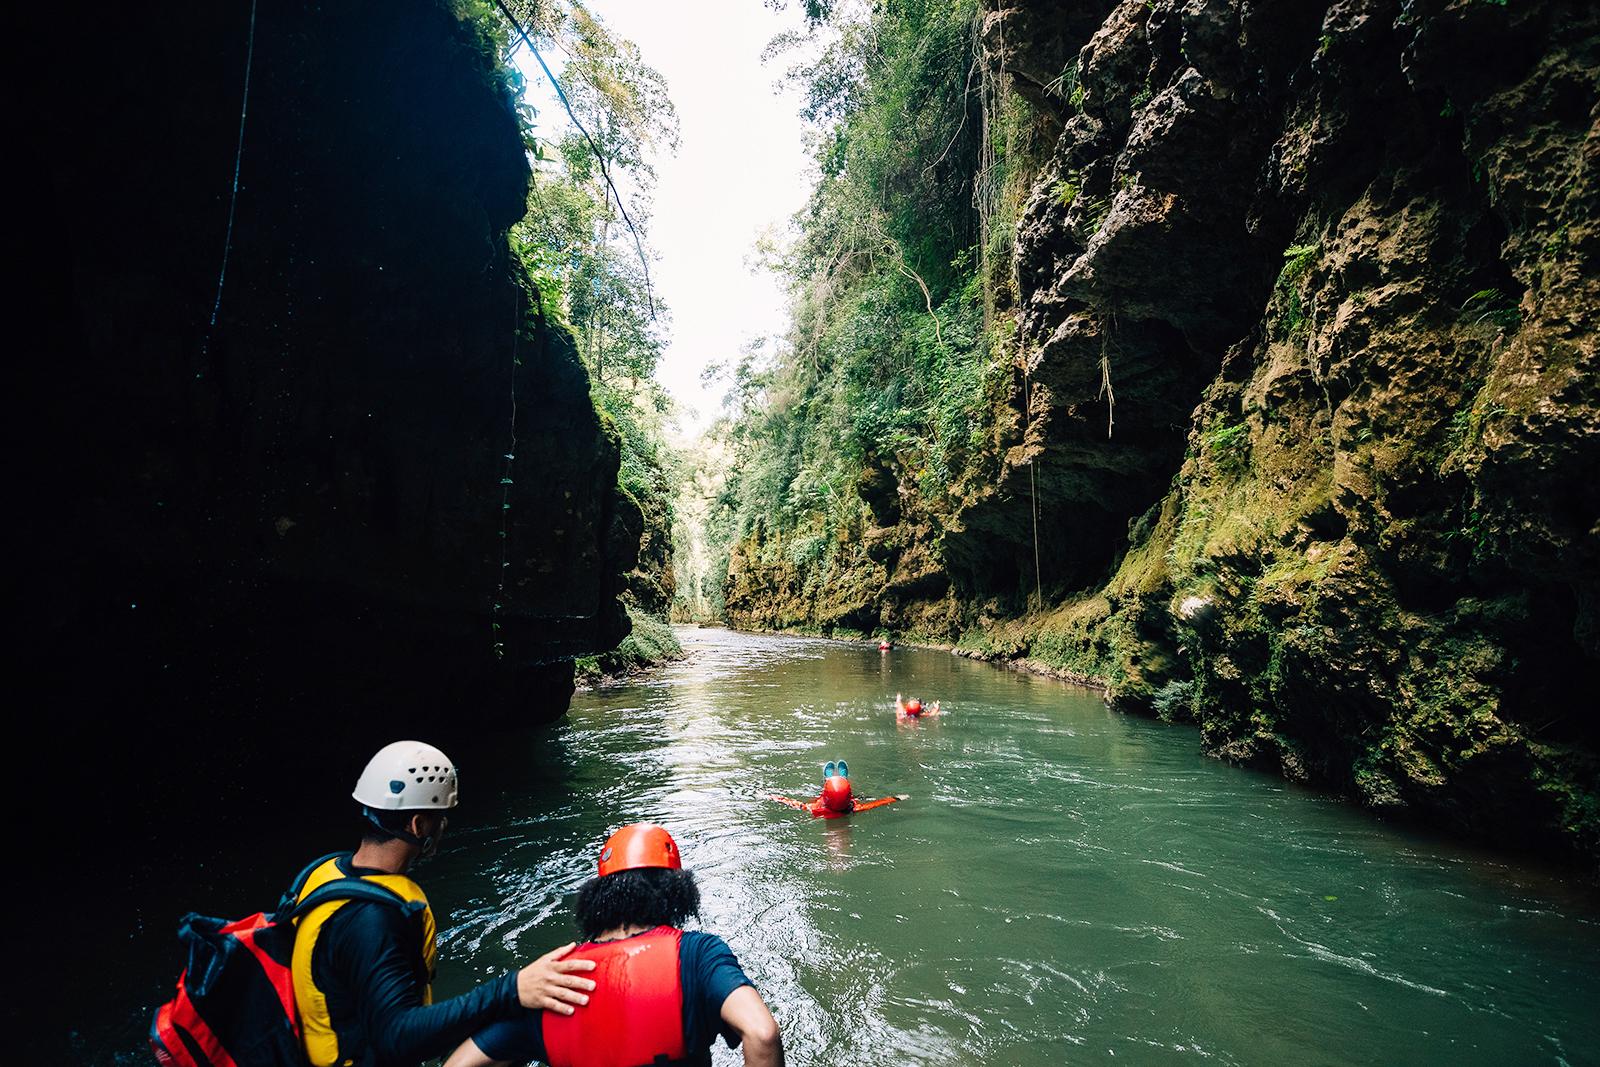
[89,625,1600,1065]
[413,627,1599,1067]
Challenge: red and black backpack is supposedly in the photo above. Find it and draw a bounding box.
[149,852,409,1067]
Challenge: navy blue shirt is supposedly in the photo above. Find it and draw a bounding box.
[470,930,754,1065]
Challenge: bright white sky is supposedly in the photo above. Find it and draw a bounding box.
[510,1,815,437]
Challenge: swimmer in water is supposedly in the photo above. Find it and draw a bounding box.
[895,692,942,719]
[769,760,905,819]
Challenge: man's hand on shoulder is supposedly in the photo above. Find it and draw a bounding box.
[516,943,597,1015]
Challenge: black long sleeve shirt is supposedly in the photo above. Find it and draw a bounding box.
[312,897,520,1067]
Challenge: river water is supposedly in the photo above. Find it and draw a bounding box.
[412,627,1600,1067]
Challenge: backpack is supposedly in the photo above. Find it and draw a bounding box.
[149,852,416,1067]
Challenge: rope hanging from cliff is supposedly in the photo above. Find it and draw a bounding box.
[492,289,521,660]
[492,0,656,320]
[200,0,259,368]
[1024,363,1042,612]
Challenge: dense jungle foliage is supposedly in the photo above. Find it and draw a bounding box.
[677,0,1041,620]
[463,0,684,653]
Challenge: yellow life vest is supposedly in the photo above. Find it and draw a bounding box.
[290,855,437,1067]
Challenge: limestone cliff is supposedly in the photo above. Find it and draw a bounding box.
[13,0,638,832]
[727,0,1600,862]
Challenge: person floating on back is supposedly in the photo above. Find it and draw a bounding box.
[769,760,905,819]
[444,822,785,1067]
[895,692,941,719]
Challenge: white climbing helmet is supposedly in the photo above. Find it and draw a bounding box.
[353,740,459,811]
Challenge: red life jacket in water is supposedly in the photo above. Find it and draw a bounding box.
[541,926,688,1067]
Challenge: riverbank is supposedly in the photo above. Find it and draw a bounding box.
[714,618,1130,695]
[574,608,684,689]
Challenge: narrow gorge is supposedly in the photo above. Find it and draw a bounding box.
[18,2,1600,1062]
[702,0,1600,865]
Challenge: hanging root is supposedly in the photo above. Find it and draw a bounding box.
[1024,365,1043,611]
[1029,457,1042,611]
[1098,328,1115,439]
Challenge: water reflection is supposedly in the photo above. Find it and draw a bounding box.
[424,627,1600,1067]
[821,818,854,872]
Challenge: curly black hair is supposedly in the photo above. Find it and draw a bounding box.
[574,867,701,941]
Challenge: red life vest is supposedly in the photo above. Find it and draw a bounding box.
[541,926,687,1067]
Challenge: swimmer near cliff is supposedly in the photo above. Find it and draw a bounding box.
[769,760,906,819]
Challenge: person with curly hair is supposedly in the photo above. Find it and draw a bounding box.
[443,823,784,1067]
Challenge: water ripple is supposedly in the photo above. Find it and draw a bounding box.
[422,627,1600,1067]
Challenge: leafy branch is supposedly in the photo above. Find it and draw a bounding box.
[492,0,658,318]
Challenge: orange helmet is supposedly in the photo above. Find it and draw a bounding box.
[821,775,854,813]
[906,698,923,716]
[597,822,682,878]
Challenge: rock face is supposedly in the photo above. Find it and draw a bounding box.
[627,487,678,616]
[13,0,637,833]
[728,0,1600,863]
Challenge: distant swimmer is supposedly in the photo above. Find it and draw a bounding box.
[878,639,892,651]
[770,760,904,819]
[895,692,941,719]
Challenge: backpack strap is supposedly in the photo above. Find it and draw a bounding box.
[285,878,424,923]
[277,851,352,914]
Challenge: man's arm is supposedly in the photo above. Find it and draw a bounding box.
[329,905,592,1063]
[720,986,783,1067]
[440,1036,507,1067]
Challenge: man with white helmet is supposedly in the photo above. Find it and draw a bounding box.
[289,741,597,1067]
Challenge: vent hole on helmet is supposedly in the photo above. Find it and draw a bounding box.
[409,767,417,773]
[415,777,424,783]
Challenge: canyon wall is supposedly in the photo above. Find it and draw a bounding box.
[14,0,638,832]
[726,0,1599,862]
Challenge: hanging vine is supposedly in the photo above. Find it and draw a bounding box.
[198,0,259,371]
[491,288,522,660]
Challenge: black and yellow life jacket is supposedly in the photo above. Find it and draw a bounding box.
[289,854,438,1067]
